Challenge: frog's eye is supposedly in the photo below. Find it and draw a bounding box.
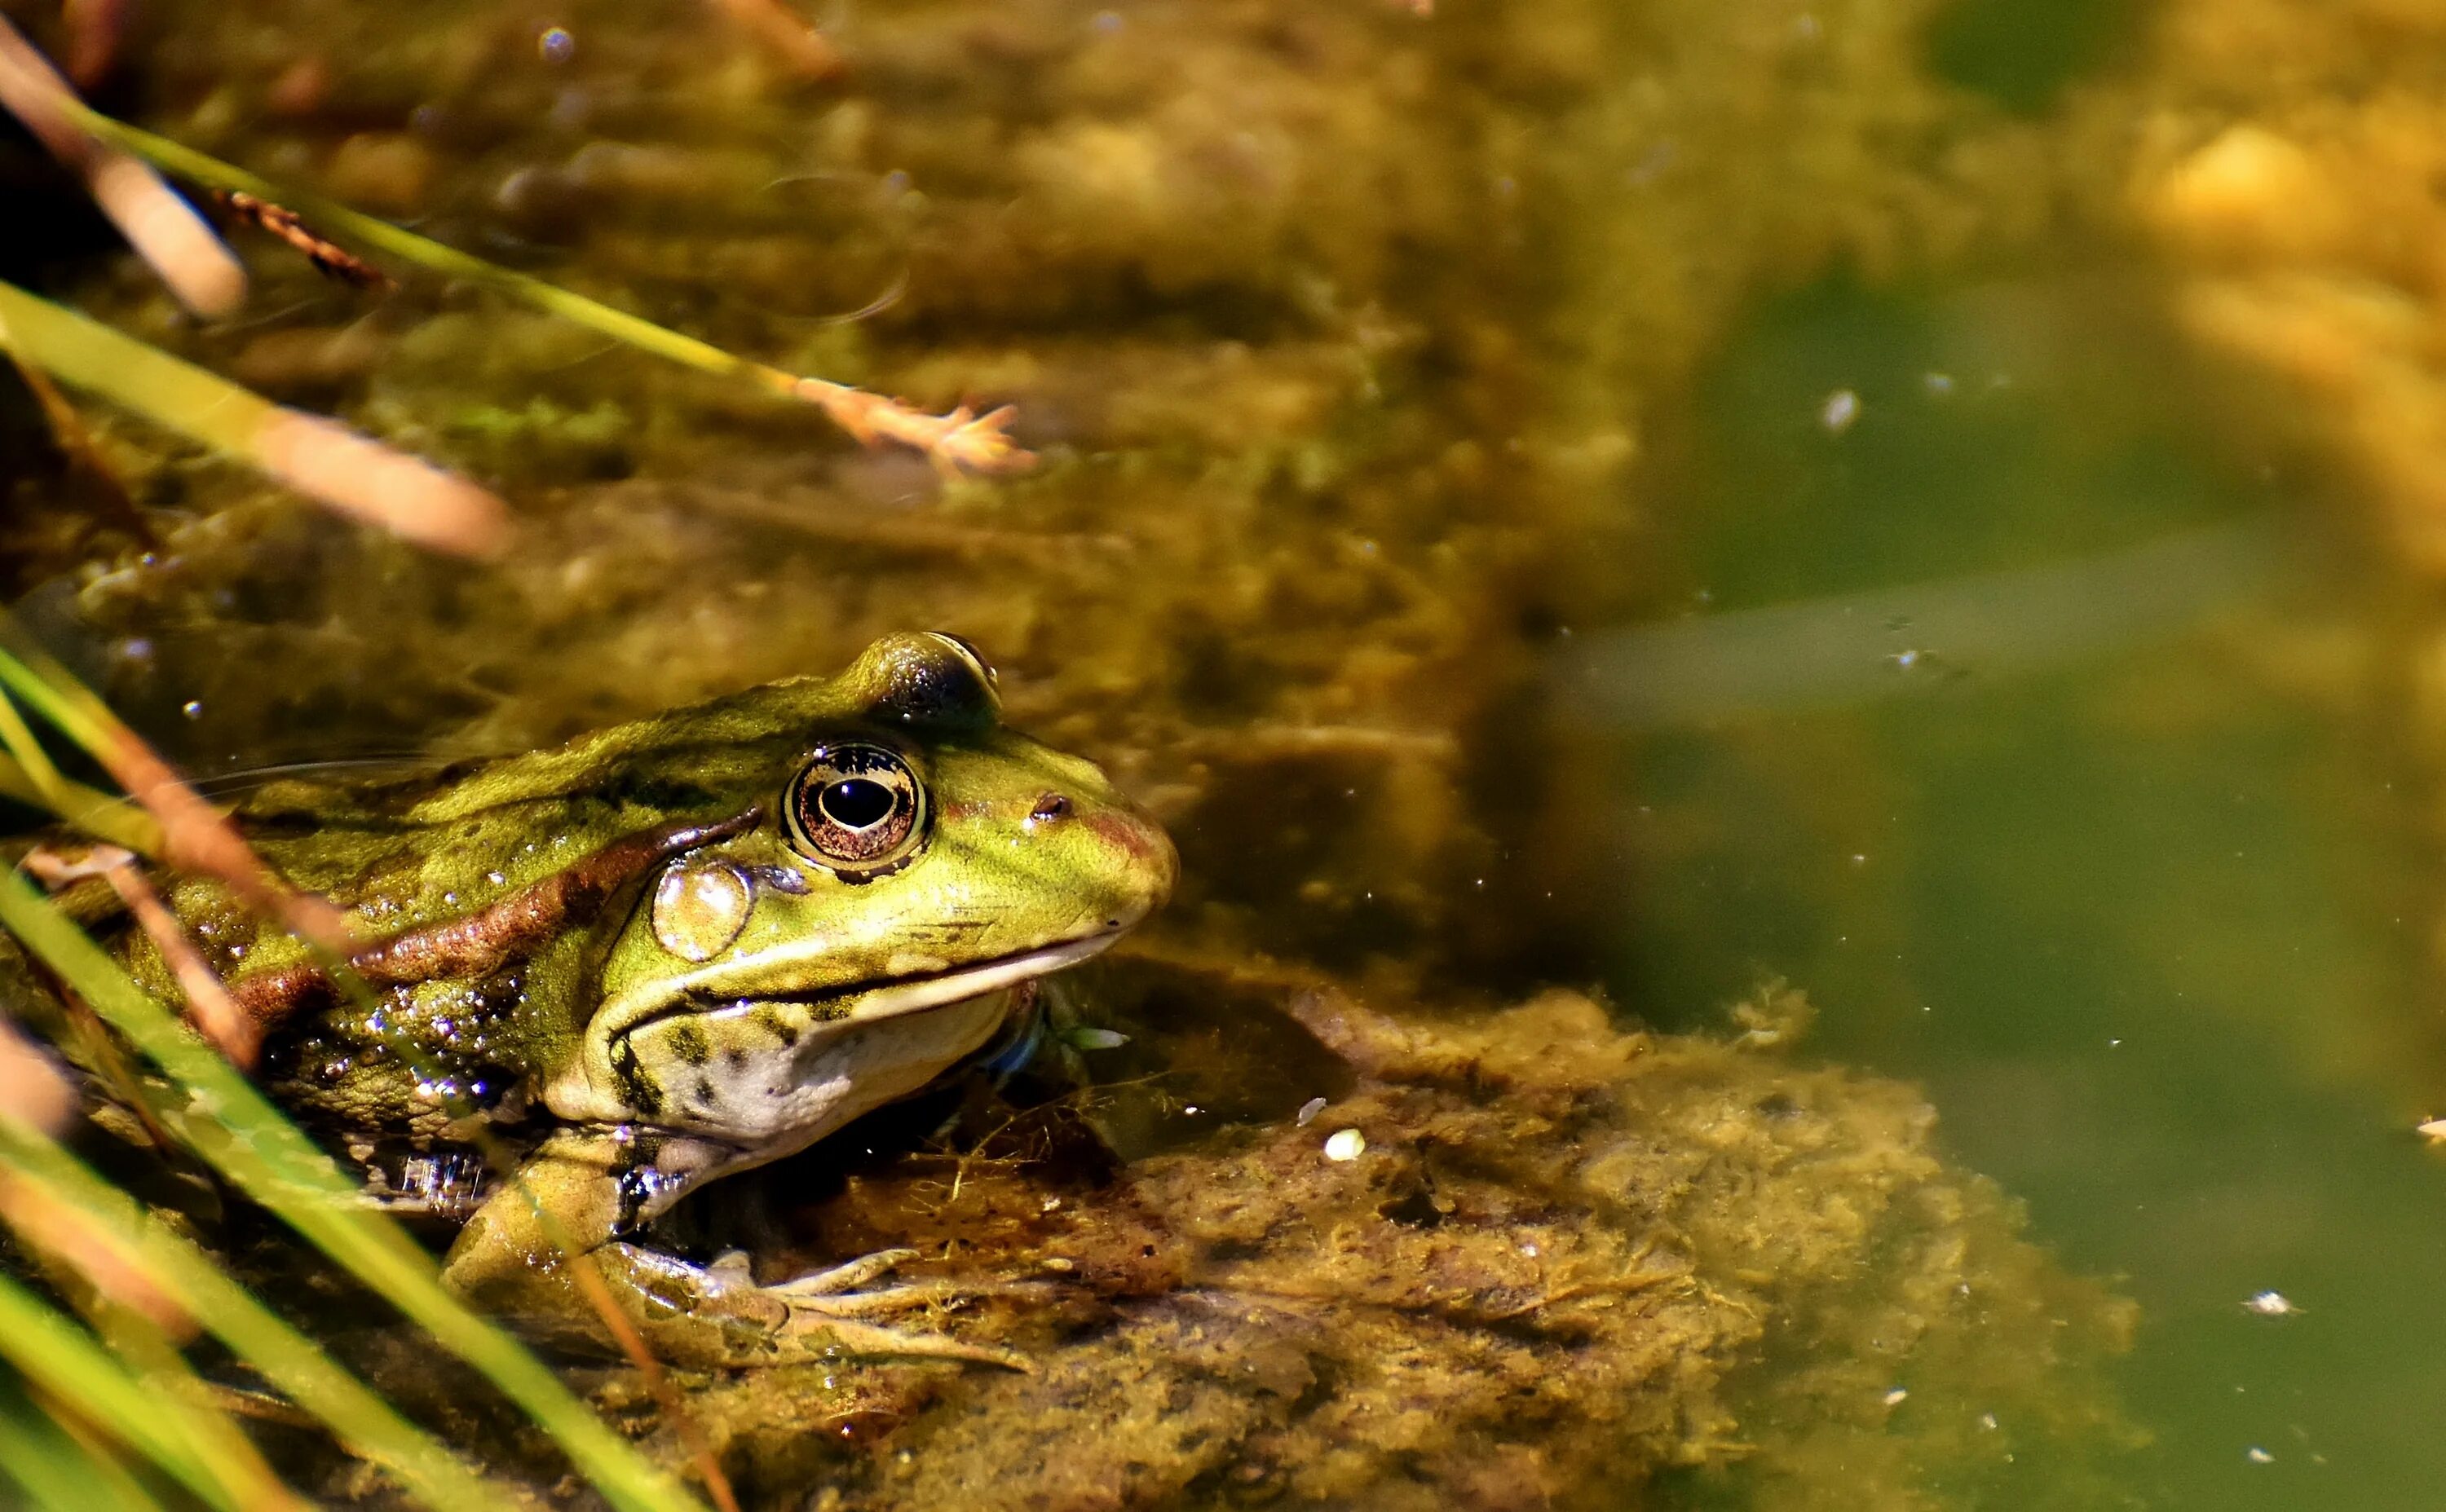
[783,742,929,879]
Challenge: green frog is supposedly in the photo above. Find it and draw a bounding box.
[79,632,1174,1367]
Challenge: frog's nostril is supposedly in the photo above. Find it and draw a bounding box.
[1030,793,1072,822]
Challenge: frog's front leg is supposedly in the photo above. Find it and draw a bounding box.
[441,1130,1024,1369]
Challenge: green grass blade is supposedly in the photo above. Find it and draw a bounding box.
[49,105,752,383]
[40,99,1028,473]
[0,277,288,462]
[0,1123,506,1512]
[0,1371,171,1512]
[0,284,507,557]
[0,743,165,858]
[0,1269,262,1512]
[0,871,700,1512]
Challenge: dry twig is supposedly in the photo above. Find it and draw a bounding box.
[787,379,1035,475]
[214,192,392,290]
[0,17,243,316]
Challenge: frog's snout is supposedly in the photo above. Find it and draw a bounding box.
[1038,789,1177,924]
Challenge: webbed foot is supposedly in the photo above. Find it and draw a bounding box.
[611,1242,1033,1369]
[441,1133,1036,1370]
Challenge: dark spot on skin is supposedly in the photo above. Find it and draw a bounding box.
[610,1038,662,1117]
[668,1022,710,1066]
[695,1077,715,1105]
[725,1047,748,1071]
[611,1131,665,1236]
[750,1007,800,1047]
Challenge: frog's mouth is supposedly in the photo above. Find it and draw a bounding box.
[594,923,1129,1045]
[551,924,1134,1126]
[775,931,1119,1022]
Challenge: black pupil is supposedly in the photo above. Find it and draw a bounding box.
[819,778,896,830]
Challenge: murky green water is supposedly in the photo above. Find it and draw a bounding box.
[1590,272,2446,1508]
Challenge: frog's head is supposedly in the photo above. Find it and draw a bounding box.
[553,633,1175,1141]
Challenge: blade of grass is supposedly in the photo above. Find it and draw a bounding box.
[0,639,732,1507]
[97,850,257,1065]
[0,1122,508,1512]
[0,1020,74,1132]
[0,1268,264,1512]
[0,1371,172,1512]
[0,724,165,859]
[0,285,509,558]
[0,346,157,548]
[0,17,243,317]
[0,633,357,958]
[0,871,703,1512]
[0,632,732,1508]
[0,1165,192,1336]
[82,1313,307,1512]
[42,97,1031,474]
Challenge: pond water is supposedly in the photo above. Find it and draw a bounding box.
[8,0,2446,1505]
[1588,272,2446,1509]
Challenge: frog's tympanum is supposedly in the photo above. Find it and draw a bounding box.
[95,634,1175,1367]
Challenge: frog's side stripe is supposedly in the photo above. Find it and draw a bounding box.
[230,808,762,1031]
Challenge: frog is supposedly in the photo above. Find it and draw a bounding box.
[77,632,1176,1368]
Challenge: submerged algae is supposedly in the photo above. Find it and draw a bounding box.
[290,976,2135,1510]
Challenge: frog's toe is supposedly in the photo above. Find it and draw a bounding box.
[780,1312,1031,1372]
[763,1245,1044,1368]
[770,1246,921,1297]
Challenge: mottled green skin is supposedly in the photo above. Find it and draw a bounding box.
[125,633,1175,1365]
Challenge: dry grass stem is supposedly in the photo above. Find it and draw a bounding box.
[254,409,510,556]
[100,726,361,962]
[213,192,391,290]
[0,1170,195,1338]
[2,348,156,547]
[786,378,1035,474]
[0,281,511,560]
[25,844,256,1067]
[709,0,843,79]
[0,1021,75,1133]
[568,1257,744,1512]
[42,99,1035,474]
[0,18,243,317]
[99,864,254,1067]
[0,637,360,959]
